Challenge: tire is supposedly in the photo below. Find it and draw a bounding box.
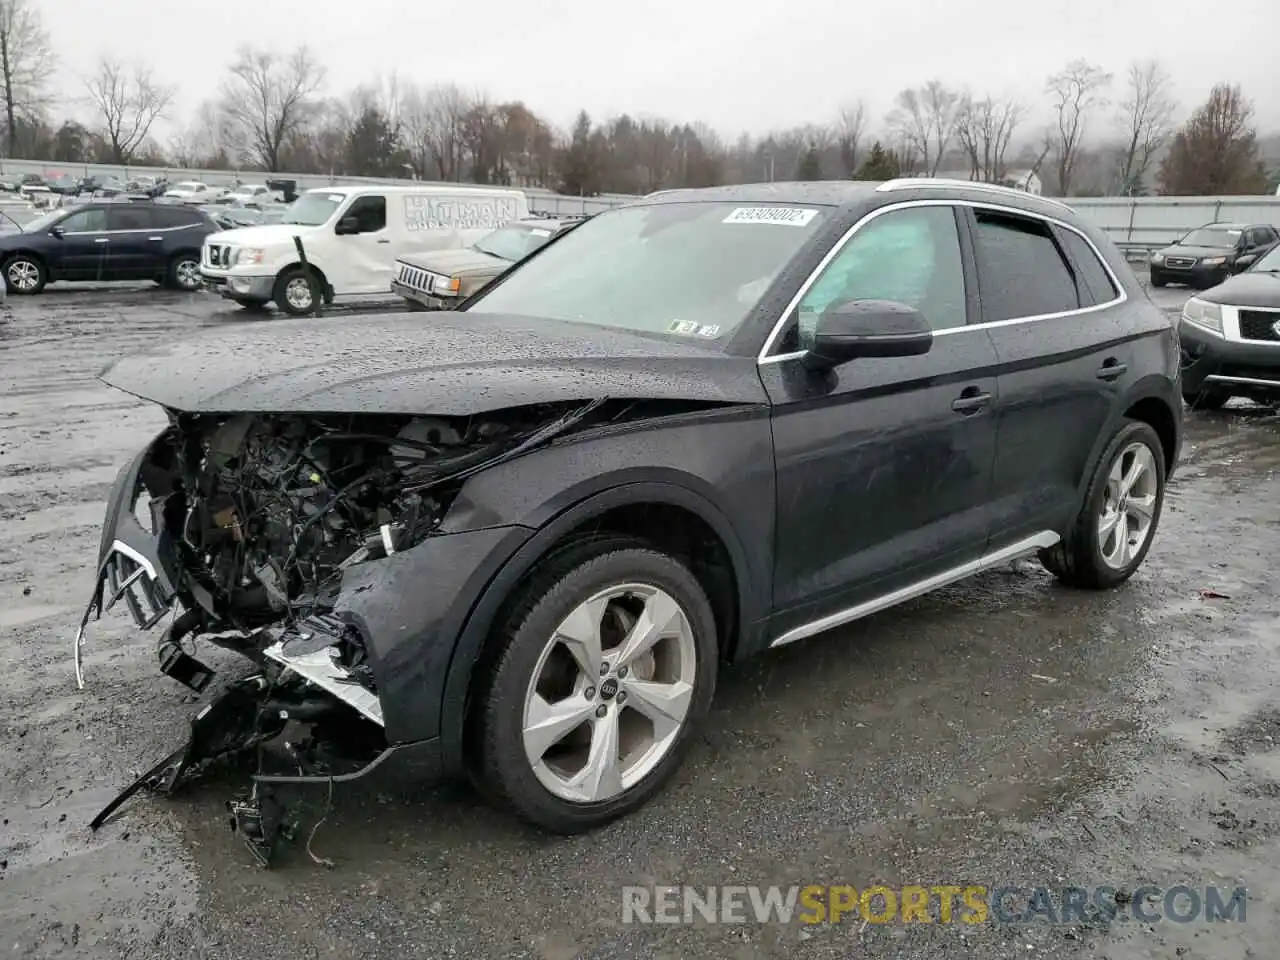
[4,255,46,295]
[473,536,718,833]
[229,297,270,313]
[1182,387,1229,411]
[167,254,202,291]
[272,267,319,316]
[1039,421,1167,590]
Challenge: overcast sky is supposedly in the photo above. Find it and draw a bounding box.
[39,0,1280,143]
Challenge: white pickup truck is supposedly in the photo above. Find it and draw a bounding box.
[199,184,530,315]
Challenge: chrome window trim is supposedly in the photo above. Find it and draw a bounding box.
[756,198,1129,366]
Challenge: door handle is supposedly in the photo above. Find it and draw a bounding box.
[94,237,109,243]
[148,236,163,241]
[1096,359,1127,381]
[951,386,992,414]
[376,238,391,244]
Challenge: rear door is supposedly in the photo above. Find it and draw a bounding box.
[105,204,156,279]
[964,204,1133,547]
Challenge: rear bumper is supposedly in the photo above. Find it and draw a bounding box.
[1179,317,1280,398]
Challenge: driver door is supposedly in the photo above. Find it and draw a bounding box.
[334,194,393,294]
[759,204,1000,639]
[50,207,110,280]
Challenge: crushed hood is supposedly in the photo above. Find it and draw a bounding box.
[99,311,768,416]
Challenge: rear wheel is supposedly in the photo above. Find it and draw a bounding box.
[1040,421,1166,589]
[272,267,319,316]
[167,254,202,291]
[474,538,718,833]
[4,255,46,294]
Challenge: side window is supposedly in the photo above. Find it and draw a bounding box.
[795,206,966,347]
[342,196,386,234]
[107,206,152,231]
[972,210,1080,322]
[153,206,200,229]
[1057,228,1118,307]
[58,208,108,232]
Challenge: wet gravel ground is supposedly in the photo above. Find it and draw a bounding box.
[1,282,1278,959]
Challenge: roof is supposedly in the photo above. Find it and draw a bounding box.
[636,177,1074,221]
[639,181,882,206]
[302,183,526,197]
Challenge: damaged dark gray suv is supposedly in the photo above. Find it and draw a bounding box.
[79,179,1181,860]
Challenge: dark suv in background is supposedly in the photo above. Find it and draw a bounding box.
[1149,222,1280,288]
[0,200,220,295]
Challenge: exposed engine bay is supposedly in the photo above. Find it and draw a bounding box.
[77,398,615,865]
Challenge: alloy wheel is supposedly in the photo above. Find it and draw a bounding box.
[174,259,200,290]
[521,582,697,804]
[1097,441,1159,570]
[7,260,39,291]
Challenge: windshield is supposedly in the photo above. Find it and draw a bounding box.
[473,224,559,262]
[1179,228,1241,247]
[468,201,828,340]
[1251,243,1280,272]
[21,209,65,233]
[283,193,342,226]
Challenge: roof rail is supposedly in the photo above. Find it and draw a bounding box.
[876,177,1070,208]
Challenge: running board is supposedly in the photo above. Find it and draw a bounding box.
[768,531,1061,648]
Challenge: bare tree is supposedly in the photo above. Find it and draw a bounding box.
[84,59,174,163]
[835,100,867,176]
[954,95,1024,182]
[220,45,325,171]
[1115,60,1176,195]
[886,80,961,175]
[1045,59,1112,196]
[0,0,53,157]
[1157,84,1267,196]
[401,83,472,181]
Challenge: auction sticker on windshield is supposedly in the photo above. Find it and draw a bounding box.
[668,319,700,335]
[722,207,818,227]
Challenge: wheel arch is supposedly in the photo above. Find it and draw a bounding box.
[274,260,331,298]
[439,480,762,776]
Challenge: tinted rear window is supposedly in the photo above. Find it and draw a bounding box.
[1057,228,1118,306]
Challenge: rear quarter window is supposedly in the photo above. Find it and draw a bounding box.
[152,206,202,229]
[1056,228,1119,306]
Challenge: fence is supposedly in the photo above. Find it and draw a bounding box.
[3,156,1279,241]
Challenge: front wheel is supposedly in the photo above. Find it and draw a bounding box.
[272,267,319,316]
[4,255,46,294]
[474,538,718,833]
[1040,421,1167,589]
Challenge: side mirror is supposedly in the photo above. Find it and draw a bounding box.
[335,216,361,236]
[50,225,64,238]
[802,299,934,371]
[1232,254,1257,273]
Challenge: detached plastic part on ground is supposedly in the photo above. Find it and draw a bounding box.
[84,612,390,867]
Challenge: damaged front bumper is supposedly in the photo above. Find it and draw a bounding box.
[76,433,533,864]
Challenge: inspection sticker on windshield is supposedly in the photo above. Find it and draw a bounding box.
[722,206,818,227]
[327,194,344,202]
[668,319,700,335]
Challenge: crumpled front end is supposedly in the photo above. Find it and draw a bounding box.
[76,400,603,864]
